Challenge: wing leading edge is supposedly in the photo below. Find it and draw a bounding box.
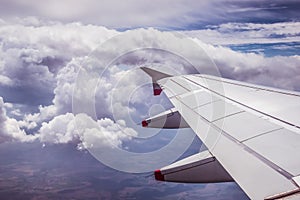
[141,67,300,200]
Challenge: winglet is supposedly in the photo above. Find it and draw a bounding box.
[140,67,171,96]
[140,67,172,81]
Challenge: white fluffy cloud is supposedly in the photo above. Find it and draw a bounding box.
[192,39,300,90]
[39,112,137,149]
[0,18,118,105]
[0,95,137,149]
[0,97,38,143]
[0,17,299,150]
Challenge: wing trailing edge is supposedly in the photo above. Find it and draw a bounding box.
[155,150,233,183]
[141,108,189,129]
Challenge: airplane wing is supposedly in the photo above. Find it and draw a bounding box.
[141,67,300,200]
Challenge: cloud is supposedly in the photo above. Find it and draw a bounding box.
[39,112,137,150]
[0,17,118,106]
[192,39,300,90]
[181,22,300,45]
[0,94,138,150]
[0,97,38,143]
[1,0,299,29]
[0,0,210,28]
[0,20,207,147]
[0,18,299,153]
[0,1,298,195]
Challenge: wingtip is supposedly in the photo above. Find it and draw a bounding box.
[154,169,165,181]
[140,67,172,80]
[140,67,170,96]
[153,88,162,96]
[142,120,149,127]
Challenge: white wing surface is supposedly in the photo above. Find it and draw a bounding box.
[141,67,300,200]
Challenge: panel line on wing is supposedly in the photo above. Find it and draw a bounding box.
[161,78,189,98]
[211,110,245,122]
[242,142,294,179]
[214,124,294,180]
[175,90,221,109]
[183,76,300,130]
[152,72,300,198]
[240,127,284,143]
[162,158,216,176]
[197,75,300,97]
[171,92,294,181]
[170,79,191,92]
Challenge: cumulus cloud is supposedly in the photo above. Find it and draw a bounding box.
[39,112,137,149]
[0,94,138,149]
[0,97,38,143]
[0,18,118,105]
[192,39,300,90]
[0,17,299,151]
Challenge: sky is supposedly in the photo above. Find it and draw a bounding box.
[0,0,299,199]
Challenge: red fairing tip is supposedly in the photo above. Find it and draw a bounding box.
[154,89,162,96]
[142,120,148,127]
[154,170,164,181]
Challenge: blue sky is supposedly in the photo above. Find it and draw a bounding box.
[0,0,299,199]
